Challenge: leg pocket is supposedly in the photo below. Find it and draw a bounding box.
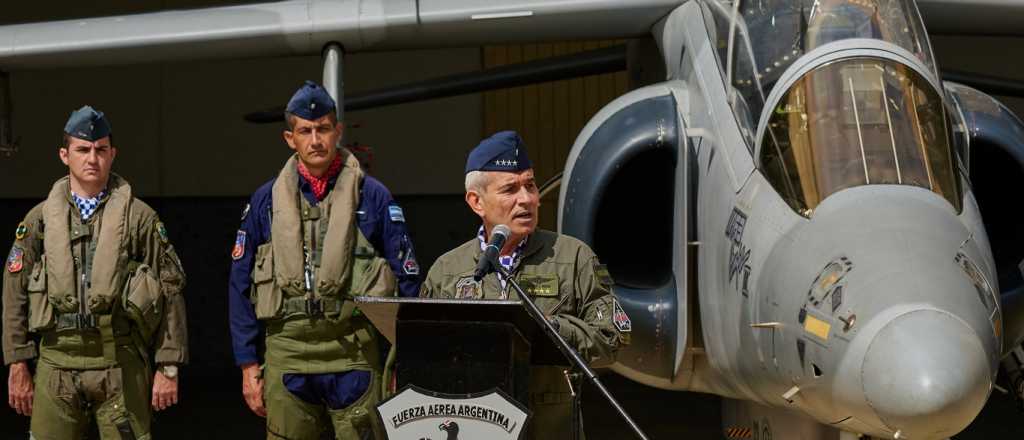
[31,366,85,439]
[329,372,381,440]
[264,367,324,440]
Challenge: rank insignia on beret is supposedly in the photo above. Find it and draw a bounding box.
[389,205,406,223]
[240,203,251,222]
[156,222,169,244]
[612,299,632,333]
[232,230,247,260]
[15,222,27,241]
[455,276,482,300]
[7,246,24,273]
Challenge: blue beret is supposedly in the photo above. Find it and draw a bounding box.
[286,80,336,121]
[465,131,533,174]
[64,106,111,141]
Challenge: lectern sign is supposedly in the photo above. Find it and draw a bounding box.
[377,386,530,440]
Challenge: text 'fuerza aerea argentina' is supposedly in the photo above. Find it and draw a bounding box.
[391,403,519,433]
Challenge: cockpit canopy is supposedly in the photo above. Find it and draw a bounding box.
[705,0,937,141]
[760,57,960,215]
[704,0,959,215]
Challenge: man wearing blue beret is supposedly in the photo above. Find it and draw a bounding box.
[228,81,422,439]
[3,106,189,438]
[420,131,626,439]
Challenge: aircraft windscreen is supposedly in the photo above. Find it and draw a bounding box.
[705,0,935,147]
[759,57,960,215]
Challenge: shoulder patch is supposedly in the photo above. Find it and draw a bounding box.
[232,230,247,260]
[240,203,251,222]
[612,299,632,333]
[15,222,27,241]
[403,252,420,276]
[594,263,614,287]
[7,246,24,273]
[455,276,482,300]
[156,222,169,244]
[388,205,406,223]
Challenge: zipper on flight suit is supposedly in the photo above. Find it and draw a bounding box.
[79,234,89,322]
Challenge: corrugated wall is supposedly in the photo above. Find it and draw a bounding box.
[482,41,629,230]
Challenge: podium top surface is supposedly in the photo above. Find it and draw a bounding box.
[354,297,524,344]
[353,296,566,365]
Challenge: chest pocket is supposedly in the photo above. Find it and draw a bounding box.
[350,243,395,298]
[27,255,55,331]
[252,243,281,319]
[123,264,164,340]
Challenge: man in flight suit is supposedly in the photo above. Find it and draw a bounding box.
[228,81,421,439]
[420,131,627,439]
[3,106,189,439]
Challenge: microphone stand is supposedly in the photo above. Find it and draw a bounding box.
[492,264,651,440]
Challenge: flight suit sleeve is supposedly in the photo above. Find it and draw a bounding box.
[2,214,42,365]
[418,260,445,298]
[552,246,622,368]
[137,213,189,366]
[358,178,422,298]
[228,197,265,367]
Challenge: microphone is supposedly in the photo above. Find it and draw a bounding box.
[474,224,511,281]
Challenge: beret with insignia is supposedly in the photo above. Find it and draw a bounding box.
[465,131,532,174]
[64,105,112,142]
[286,80,336,121]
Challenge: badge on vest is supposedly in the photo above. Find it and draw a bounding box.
[156,222,169,244]
[240,203,251,222]
[612,299,632,333]
[7,246,24,273]
[455,276,482,299]
[518,274,559,297]
[15,222,27,241]
[232,230,247,260]
[388,205,406,223]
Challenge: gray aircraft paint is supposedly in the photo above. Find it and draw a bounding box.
[561,1,1004,439]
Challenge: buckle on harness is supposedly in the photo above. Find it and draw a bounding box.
[57,313,98,330]
[305,298,323,317]
[76,314,97,329]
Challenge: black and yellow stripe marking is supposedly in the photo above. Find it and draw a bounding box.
[725,427,753,438]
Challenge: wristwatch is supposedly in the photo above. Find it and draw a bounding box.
[159,364,179,379]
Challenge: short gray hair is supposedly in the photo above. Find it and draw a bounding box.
[465,171,491,193]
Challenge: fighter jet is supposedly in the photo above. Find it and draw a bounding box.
[2,1,1024,439]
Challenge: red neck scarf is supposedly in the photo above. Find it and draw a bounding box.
[297,154,343,201]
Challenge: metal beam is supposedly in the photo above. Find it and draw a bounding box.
[245,44,628,124]
[322,43,345,122]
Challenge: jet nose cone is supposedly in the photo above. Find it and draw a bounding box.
[862,310,991,438]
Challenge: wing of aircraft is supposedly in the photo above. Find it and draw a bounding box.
[0,0,1021,69]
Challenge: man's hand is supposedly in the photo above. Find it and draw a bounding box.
[7,362,34,416]
[151,369,179,411]
[241,363,266,417]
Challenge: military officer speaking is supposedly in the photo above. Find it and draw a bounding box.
[420,131,627,439]
[3,106,189,439]
[228,81,422,439]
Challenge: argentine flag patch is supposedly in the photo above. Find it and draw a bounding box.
[389,205,406,223]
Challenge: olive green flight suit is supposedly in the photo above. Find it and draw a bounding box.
[252,152,395,440]
[2,175,188,440]
[420,229,624,440]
